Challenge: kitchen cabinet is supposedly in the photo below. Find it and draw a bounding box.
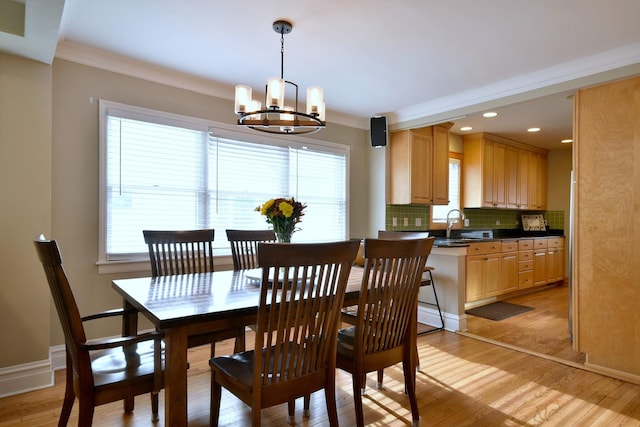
[546,237,565,283]
[465,241,502,302]
[463,133,547,210]
[388,123,452,205]
[500,241,519,293]
[517,239,534,289]
[506,147,530,209]
[533,238,548,287]
[529,152,547,210]
[463,135,506,208]
[466,237,564,303]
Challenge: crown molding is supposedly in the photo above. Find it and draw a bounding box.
[392,41,640,126]
[54,41,369,130]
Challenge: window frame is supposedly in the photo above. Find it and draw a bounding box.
[98,100,350,274]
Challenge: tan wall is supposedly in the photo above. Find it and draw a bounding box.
[0,53,52,367]
[49,59,371,345]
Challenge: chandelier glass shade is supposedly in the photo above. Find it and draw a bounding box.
[234,20,326,135]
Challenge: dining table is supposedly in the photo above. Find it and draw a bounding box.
[112,266,366,426]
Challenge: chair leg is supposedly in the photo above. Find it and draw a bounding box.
[59,354,74,427]
[287,400,295,424]
[325,382,339,426]
[123,396,135,413]
[419,270,445,334]
[403,355,420,426]
[77,400,95,427]
[151,391,159,422]
[377,369,384,389]
[210,374,222,427]
[352,374,365,427]
[303,394,311,418]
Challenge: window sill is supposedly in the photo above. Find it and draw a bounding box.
[96,255,235,275]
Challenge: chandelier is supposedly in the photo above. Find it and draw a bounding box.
[234,20,326,135]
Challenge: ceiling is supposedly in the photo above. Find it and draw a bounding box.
[4,0,640,150]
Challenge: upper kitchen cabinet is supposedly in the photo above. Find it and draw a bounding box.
[462,133,548,210]
[387,123,452,205]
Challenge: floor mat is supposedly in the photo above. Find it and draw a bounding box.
[465,301,534,321]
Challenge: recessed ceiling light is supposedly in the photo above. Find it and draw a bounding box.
[527,127,541,132]
[482,112,498,118]
[460,126,472,131]
[561,139,573,144]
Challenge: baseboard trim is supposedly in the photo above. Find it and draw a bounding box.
[0,359,54,399]
[417,306,465,332]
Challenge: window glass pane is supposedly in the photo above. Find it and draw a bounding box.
[432,157,461,222]
[100,101,348,262]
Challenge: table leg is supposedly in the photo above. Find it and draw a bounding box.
[164,326,189,427]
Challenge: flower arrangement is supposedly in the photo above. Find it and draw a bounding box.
[255,197,307,243]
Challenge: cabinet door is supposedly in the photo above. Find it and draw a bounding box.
[517,149,530,209]
[466,254,484,302]
[501,251,519,293]
[410,131,433,204]
[484,254,502,297]
[533,249,547,286]
[482,140,496,207]
[529,152,547,210]
[432,124,450,205]
[506,147,519,209]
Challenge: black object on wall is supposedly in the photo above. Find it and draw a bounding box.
[370,116,387,147]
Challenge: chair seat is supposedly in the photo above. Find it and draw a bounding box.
[90,340,162,388]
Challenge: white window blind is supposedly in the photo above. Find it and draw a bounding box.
[100,100,348,263]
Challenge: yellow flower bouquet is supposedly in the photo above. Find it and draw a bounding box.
[255,197,306,243]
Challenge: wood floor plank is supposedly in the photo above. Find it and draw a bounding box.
[2,297,640,425]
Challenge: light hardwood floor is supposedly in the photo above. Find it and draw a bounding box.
[2,321,640,426]
[464,284,586,364]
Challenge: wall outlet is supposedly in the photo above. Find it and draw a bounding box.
[392,217,397,227]
[403,217,408,226]
[464,218,469,227]
[415,218,422,226]
[496,220,501,225]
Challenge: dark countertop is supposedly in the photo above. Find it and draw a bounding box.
[429,229,565,248]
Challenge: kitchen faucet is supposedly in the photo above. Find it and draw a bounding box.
[446,209,466,238]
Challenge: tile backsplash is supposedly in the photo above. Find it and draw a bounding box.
[385,205,564,231]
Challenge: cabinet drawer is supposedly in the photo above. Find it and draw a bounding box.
[501,241,518,252]
[467,241,502,255]
[518,250,533,262]
[534,238,548,249]
[518,271,534,289]
[547,237,564,249]
[518,239,533,250]
[518,260,533,271]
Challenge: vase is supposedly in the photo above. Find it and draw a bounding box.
[276,231,292,243]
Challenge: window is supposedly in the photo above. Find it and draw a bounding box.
[99,100,349,265]
[431,154,462,226]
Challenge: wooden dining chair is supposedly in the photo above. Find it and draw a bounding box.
[335,237,434,427]
[33,237,164,426]
[143,229,245,355]
[209,239,360,427]
[225,229,276,270]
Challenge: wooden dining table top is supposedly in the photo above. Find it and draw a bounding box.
[111,266,365,331]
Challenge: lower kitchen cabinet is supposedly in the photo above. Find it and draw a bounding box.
[466,236,565,303]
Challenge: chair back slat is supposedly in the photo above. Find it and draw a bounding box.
[254,240,359,390]
[143,229,215,276]
[226,229,276,270]
[357,238,434,355]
